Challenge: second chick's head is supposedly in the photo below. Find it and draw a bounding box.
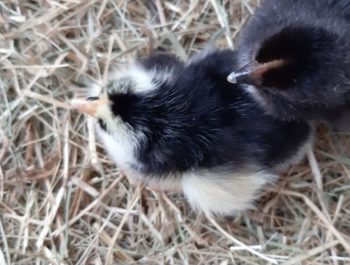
[231,16,350,121]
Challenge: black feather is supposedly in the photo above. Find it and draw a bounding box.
[97,119,107,131]
[237,0,350,122]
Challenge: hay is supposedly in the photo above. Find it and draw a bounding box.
[1,0,349,264]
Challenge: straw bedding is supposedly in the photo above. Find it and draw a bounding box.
[0,0,349,264]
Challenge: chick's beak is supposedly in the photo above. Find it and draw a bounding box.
[227,59,286,86]
[70,97,109,117]
[227,61,263,86]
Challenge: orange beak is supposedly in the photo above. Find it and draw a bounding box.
[70,98,109,117]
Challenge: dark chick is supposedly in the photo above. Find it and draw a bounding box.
[228,0,350,126]
[72,49,312,216]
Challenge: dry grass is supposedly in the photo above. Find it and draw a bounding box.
[1,0,350,264]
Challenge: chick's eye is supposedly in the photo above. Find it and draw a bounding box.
[98,119,107,131]
[87,96,99,101]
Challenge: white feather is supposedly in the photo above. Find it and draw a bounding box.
[108,64,175,94]
[181,168,277,216]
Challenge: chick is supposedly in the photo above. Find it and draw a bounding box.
[72,49,312,216]
[228,0,350,126]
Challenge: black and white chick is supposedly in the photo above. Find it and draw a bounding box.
[72,49,312,216]
[228,0,350,128]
